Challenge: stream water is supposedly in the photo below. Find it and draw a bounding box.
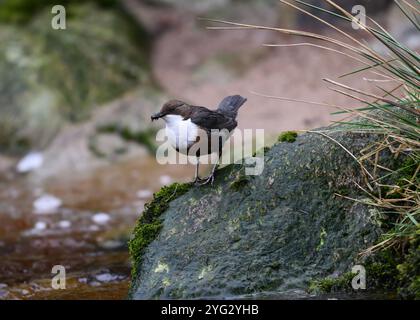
[0,156,191,299]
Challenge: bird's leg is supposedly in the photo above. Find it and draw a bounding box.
[193,157,202,185]
[199,151,222,186]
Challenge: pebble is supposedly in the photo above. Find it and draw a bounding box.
[88,225,100,232]
[34,221,47,231]
[91,213,111,225]
[21,289,30,295]
[33,194,62,215]
[136,189,152,199]
[159,175,172,185]
[58,220,71,229]
[78,278,88,284]
[100,240,124,250]
[16,152,44,173]
[0,290,9,298]
[95,273,120,283]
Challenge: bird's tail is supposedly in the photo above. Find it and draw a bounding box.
[217,95,247,119]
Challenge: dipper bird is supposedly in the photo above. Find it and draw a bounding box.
[151,95,247,185]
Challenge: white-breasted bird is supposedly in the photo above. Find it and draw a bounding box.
[151,95,247,185]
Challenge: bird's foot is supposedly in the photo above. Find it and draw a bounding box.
[193,177,204,185]
[198,174,215,186]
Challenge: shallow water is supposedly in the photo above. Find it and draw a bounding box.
[0,156,192,300]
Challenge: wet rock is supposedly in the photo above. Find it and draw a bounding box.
[89,225,100,232]
[16,152,43,173]
[0,289,9,299]
[33,194,62,215]
[159,175,172,185]
[33,221,47,231]
[130,130,398,299]
[100,240,125,250]
[57,220,71,229]
[95,273,124,283]
[92,213,111,225]
[136,189,153,199]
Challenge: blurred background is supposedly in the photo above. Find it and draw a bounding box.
[0,0,417,299]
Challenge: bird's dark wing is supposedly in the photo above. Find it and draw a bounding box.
[189,107,237,132]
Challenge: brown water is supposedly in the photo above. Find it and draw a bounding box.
[0,156,192,300]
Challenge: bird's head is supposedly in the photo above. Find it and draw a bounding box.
[151,100,188,121]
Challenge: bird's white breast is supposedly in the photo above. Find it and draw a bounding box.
[163,114,233,156]
[164,115,199,153]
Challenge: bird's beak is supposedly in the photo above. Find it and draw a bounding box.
[151,112,164,121]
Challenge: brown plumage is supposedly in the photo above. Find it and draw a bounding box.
[151,95,247,185]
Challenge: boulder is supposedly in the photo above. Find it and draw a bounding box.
[129,130,391,299]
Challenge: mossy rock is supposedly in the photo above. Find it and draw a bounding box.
[0,2,150,154]
[129,129,411,299]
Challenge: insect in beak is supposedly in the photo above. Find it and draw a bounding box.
[151,112,164,121]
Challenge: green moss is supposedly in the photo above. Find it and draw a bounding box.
[229,170,250,191]
[379,155,419,200]
[308,249,405,295]
[397,230,420,299]
[252,146,271,157]
[309,272,354,294]
[278,131,298,143]
[128,182,192,281]
[365,251,401,290]
[316,227,327,251]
